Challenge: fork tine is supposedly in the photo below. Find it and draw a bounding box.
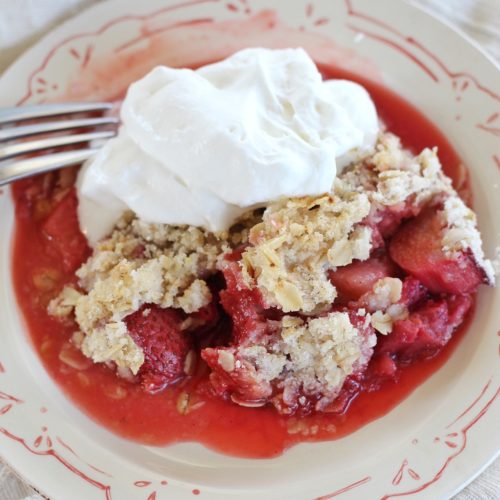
[0,116,119,142]
[0,130,116,161]
[0,102,114,125]
[0,149,97,186]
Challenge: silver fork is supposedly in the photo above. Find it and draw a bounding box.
[0,102,119,186]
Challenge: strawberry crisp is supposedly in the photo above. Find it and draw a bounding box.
[45,132,495,416]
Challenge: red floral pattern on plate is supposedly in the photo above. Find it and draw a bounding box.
[315,378,499,499]
[344,0,500,102]
[1,387,114,498]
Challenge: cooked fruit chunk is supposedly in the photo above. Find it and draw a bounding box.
[377,294,472,360]
[125,304,191,393]
[42,188,90,272]
[368,353,397,379]
[320,376,362,414]
[369,201,422,239]
[389,208,485,294]
[399,276,427,309]
[203,309,376,415]
[329,254,398,304]
[185,297,220,336]
[219,260,273,345]
[202,347,273,404]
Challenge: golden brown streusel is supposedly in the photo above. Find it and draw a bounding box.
[440,197,495,284]
[225,312,375,410]
[50,217,238,371]
[48,132,494,375]
[241,179,372,313]
[341,133,453,207]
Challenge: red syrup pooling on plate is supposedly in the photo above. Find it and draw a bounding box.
[11,63,475,458]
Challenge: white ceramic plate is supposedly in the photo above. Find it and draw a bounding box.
[0,1,499,498]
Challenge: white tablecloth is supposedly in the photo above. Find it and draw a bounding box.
[0,0,498,498]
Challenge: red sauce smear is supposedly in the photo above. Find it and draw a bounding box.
[11,64,474,458]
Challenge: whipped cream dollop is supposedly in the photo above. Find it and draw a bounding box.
[77,47,379,244]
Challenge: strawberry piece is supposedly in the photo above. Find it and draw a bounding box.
[202,259,282,408]
[370,202,422,239]
[368,353,397,379]
[320,376,361,414]
[184,298,221,338]
[42,188,90,272]
[377,294,472,361]
[192,300,219,326]
[329,254,399,304]
[125,304,191,393]
[389,209,485,294]
[219,260,272,345]
[399,276,427,309]
[202,347,272,403]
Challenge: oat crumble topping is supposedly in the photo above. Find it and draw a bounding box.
[440,197,495,284]
[242,179,372,313]
[342,133,453,208]
[359,277,407,335]
[48,133,495,377]
[50,216,233,372]
[278,313,375,403]
[217,311,375,410]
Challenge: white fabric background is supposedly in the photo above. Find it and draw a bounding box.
[0,0,498,498]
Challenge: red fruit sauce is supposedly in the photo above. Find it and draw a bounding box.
[11,63,474,458]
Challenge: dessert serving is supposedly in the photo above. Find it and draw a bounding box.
[11,47,495,457]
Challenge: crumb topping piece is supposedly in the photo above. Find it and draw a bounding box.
[49,216,235,372]
[440,197,495,284]
[351,277,407,335]
[47,132,495,382]
[342,133,453,207]
[364,277,407,335]
[81,321,145,373]
[47,285,82,318]
[207,311,376,412]
[242,180,372,313]
[278,313,374,397]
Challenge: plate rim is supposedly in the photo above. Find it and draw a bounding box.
[0,1,499,499]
